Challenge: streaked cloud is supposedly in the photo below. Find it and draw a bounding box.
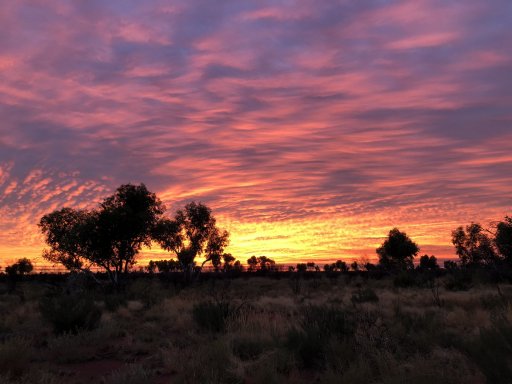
[0,0,511,267]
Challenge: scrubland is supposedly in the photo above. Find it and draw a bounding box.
[1,273,511,383]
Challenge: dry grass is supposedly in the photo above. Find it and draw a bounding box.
[0,275,511,383]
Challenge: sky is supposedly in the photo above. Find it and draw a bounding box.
[0,0,511,269]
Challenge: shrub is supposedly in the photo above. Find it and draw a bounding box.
[192,300,243,333]
[103,292,128,312]
[462,317,512,383]
[393,272,417,288]
[232,336,266,361]
[444,270,472,291]
[101,364,152,384]
[126,279,166,309]
[39,293,102,334]
[286,305,355,369]
[0,337,31,379]
[46,333,95,363]
[351,287,379,304]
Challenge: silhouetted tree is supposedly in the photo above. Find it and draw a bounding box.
[452,223,497,267]
[220,253,236,272]
[444,260,458,271]
[232,260,244,273]
[40,183,164,285]
[376,228,419,271]
[296,263,307,273]
[147,260,157,273]
[247,256,258,272]
[148,259,181,273]
[335,260,349,272]
[350,261,359,272]
[247,256,275,272]
[5,258,33,294]
[258,256,276,272]
[152,202,229,282]
[6,258,33,276]
[418,254,439,271]
[495,216,512,263]
[365,262,377,271]
[306,262,317,272]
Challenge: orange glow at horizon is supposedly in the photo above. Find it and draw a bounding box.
[0,1,511,269]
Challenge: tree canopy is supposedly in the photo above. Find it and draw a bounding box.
[451,223,497,267]
[495,216,512,262]
[376,228,419,271]
[6,258,33,276]
[39,183,164,284]
[152,201,229,280]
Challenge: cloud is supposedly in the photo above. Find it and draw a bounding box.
[0,0,511,266]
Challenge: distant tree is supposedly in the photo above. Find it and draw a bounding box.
[247,256,259,272]
[147,260,157,273]
[334,260,348,272]
[350,261,359,272]
[152,202,229,282]
[451,223,497,266]
[376,228,419,271]
[288,266,295,272]
[5,258,33,295]
[6,258,34,276]
[148,259,181,273]
[258,256,276,272]
[495,216,512,263]
[418,255,439,271]
[444,260,458,271]
[296,263,307,273]
[40,183,164,285]
[211,253,239,272]
[232,260,244,273]
[365,262,377,271]
[247,256,275,272]
[306,262,317,272]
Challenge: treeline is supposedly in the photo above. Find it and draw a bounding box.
[37,183,234,285]
[2,183,511,287]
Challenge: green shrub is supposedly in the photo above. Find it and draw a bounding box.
[39,293,102,334]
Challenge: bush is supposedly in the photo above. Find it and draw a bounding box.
[444,270,472,291]
[393,272,417,288]
[351,287,379,304]
[46,333,95,363]
[39,293,102,334]
[103,292,128,312]
[192,300,243,333]
[461,317,512,383]
[232,336,266,361]
[126,279,166,309]
[101,364,152,384]
[0,338,31,379]
[286,305,355,369]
